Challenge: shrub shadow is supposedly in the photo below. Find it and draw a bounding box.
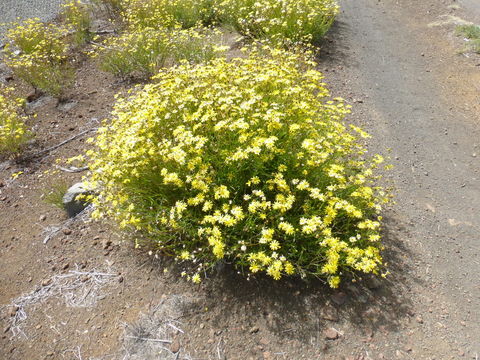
[190,213,421,345]
[316,18,360,70]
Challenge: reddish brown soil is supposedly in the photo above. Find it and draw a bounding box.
[1,0,480,359]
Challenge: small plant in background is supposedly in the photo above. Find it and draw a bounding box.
[121,0,217,30]
[456,24,480,39]
[91,0,125,18]
[216,0,339,45]
[62,0,93,45]
[456,24,480,53]
[0,87,31,156]
[42,181,70,209]
[3,18,74,97]
[95,27,227,79]
[85,47,389,288]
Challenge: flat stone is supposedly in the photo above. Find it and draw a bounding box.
[25,95,55,112]
[57,100,78,112]
[62,182,92,218]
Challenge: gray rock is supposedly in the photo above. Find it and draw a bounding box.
[62,182,92,217]
[57,100,78,112]
[0,63,13,83]
[25,95,55,112]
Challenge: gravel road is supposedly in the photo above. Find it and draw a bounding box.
[0,0,63,39]
[460,0,480,20]
[322,0,480,357]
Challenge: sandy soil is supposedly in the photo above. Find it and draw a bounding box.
[1,0,479,359]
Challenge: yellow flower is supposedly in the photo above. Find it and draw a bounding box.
[192,273,201,284]
[214,185,230,199]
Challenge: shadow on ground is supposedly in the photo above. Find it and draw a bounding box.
[130,212,421,353]
[197,216,418,343]
[316,18,359,70]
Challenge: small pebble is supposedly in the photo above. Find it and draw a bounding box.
[324,328,339,340]
[8,305,18,317]
[249,326,259,334]
[170,338,180,353]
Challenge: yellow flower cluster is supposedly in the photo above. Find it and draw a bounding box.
[120,0,217,29]
[96,26,226,78]
[0,87,30,155]
[62,0,92,45]
[217,0,339,44]
[3,18,73,96]
[85,47,389,287]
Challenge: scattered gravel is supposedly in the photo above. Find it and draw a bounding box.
[0,0,64,40]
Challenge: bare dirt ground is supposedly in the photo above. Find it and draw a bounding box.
[1,0,479,359]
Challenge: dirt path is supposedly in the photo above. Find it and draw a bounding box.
[1,0,479,359]
[321,0,480,357]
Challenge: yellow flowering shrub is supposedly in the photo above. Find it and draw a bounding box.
[62,0,93,45]
[216,0,339,44]
[0,87,31,155]
[96,26,226,78]
[120,0,217,29]
[3,18,73,97]
[91,0,124,14]
[85,48,389,287]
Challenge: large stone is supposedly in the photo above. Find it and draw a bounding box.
[62,182,92,217]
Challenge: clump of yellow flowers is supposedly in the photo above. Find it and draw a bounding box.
[62,0,93,45]
[120,0,217,29]
[3,18,73,97]
[86,47,389,287]
[96,26,227,79]
[93,0,227,78]
[96,0,338,46]
[0,86,30,155]
[92,0,339,77]
[216,0,339,44]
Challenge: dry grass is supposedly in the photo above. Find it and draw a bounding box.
[4,265,119,339]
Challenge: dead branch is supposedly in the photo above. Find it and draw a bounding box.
[33,127,98,158]
[124,336,172,344]
[57,165,90,173]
